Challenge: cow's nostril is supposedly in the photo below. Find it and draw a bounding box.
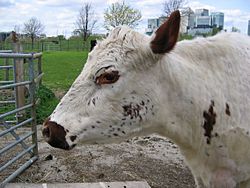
[42,127,50,138]
[42,120,70,150]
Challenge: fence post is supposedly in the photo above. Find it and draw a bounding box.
[12,31,25,122]
[29,54,38,156]
[38,56,42,85]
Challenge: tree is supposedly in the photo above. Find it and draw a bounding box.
[23,17,45,49]
[163,0,189,17]
[104,1,142,31]
[75,2,97,41]
[212,26,222,36]
[231,26,240,33]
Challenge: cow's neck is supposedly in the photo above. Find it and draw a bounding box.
[154,51,207,152]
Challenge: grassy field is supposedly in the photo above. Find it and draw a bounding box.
[42,51,88,92]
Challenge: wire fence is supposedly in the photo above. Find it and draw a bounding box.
[0,40,92,52]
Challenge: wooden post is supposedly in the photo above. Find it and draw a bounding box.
[12,31,25,122]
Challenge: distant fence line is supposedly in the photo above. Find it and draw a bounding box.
[0,40,92,52]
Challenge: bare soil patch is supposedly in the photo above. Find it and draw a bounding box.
[2,125,196,188]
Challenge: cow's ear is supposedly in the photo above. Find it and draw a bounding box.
[150,10,181,54]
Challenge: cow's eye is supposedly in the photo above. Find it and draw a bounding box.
[95,71,120,85]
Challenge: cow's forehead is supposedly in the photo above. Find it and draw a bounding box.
[86,26,152,71]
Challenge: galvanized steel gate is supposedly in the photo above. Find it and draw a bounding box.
[0,51,42,187]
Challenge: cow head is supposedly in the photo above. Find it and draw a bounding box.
[42,10,180,150]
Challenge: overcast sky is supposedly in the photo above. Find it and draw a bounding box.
[0,0,250,37]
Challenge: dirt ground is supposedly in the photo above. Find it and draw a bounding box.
[2,125,196,188]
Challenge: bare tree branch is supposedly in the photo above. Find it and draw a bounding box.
[75,2,97,41]
[23,17,45,49]
[163,0,190,17]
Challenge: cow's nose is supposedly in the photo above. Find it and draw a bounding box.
[42,120,70,150]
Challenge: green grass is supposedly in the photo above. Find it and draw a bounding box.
[42,51,88,91]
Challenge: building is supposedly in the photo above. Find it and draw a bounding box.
[195,9,209,16]
[196,16,211,28]
[187,11,195,29]
[146,16,166,35]
[211,12,224,29]
[248,20,250,36]
[146,8,224,37]
[147,18,159,31]
[187,9,224,36]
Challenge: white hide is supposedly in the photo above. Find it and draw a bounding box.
[50,27,250,188]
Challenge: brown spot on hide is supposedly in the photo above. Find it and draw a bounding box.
[203,101,217,144]
[123,103,142,120]
[225,103,231,116]
[70,135,77,142]
[92,98,96,105]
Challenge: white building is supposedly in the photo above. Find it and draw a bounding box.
[211,12,224,29]
[248,20,250,36]
[146,17,167,35]
[187,9,224,36]
[146,8,224,37]
[195,9,209,16]
[196,16,211,28]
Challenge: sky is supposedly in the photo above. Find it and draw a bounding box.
[0,0,250,37]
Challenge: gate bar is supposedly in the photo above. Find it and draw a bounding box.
[0,103,33,119]
[0,81,31,89]
[0,118,33,137]
[0,156,38,188]
[0,144,36,172]
[0,100,16,104]
[2,121,33,155]
[0,131,34,155]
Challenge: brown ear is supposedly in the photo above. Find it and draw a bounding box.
[150,10,181,54]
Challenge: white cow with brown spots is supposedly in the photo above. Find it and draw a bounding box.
[43,11,250,188]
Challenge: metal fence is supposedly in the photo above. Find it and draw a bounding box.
[0,40,91,52]
[0,51,42,187]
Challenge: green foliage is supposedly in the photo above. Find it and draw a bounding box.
[212,27,221,35]
[35,84,59,124]
[104,1,142,30]
[179,33,193,41]
[231,26,241,33]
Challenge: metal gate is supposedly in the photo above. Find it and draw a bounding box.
[0,51,42,187]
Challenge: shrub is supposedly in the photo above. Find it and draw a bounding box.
[35,84,59,124]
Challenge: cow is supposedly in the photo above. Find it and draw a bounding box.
[42,10,250,188]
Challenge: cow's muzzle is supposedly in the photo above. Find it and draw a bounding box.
[42,119,70,150]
